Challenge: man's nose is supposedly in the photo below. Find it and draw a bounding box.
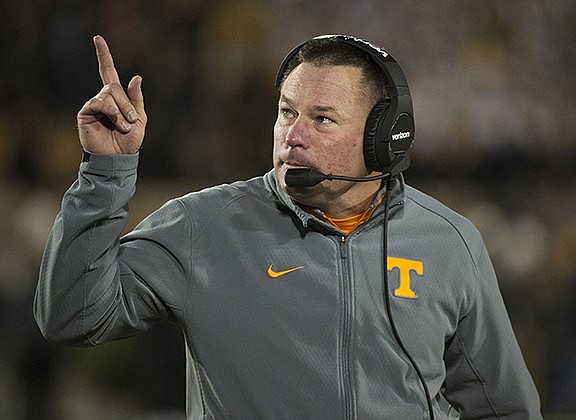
[285,117,310,148]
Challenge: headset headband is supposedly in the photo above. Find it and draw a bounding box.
[275,35,408,96]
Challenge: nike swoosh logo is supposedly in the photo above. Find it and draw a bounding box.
[267,264,305,278]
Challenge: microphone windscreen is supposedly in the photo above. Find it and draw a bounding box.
[285,168,327,187]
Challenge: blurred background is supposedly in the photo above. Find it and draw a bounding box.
[1,0,575,419]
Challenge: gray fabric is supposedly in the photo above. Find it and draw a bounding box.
[35,153,542,419]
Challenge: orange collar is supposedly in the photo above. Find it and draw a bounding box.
[320,194,385,235]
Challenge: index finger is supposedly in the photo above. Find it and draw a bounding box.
[93,35,121,86]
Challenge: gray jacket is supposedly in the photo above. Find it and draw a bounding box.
[34,153,542,419]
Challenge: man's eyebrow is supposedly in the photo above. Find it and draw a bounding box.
[279,94,294,106]
[279,95,339,114]
[312,105,338,114]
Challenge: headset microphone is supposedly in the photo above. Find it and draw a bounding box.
[284,155,410,188]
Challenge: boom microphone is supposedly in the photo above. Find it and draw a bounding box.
[285,155,410,187]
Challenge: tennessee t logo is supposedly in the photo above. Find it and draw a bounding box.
[387,257,423,299]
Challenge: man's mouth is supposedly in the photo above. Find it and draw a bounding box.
[283,160,315,170]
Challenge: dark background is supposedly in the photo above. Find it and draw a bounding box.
[1,1,575,418]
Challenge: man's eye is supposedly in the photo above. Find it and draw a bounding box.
[281,108,295,118]
[316,116,333,124]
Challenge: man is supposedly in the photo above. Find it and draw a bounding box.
[35,34,542,419]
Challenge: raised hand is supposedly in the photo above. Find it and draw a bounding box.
[77,35,147,155]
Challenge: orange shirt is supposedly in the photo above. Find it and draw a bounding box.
[321,194,385,235]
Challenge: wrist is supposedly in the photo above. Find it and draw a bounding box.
[80,150,140,172]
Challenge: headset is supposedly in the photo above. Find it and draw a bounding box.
[276,35,436,419]
[275,34,415,176]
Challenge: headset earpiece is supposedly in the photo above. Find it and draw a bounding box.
[364,93,415,172]
[364,99,392,172]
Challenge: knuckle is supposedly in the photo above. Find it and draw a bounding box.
[119,101,133,111]
[107,81,121,89]
[79,96,102,115]
[100,84,113,94]
[90,95,105,105]
[108,112,119,123]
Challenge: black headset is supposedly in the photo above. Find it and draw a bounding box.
[275,34,415,176]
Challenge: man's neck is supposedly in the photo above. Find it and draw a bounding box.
[318,181,382,218]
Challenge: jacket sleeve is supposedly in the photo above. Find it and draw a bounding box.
[442,242,542,419]
[34,153,191,346]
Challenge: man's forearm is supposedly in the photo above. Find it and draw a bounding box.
[34,153,138,345]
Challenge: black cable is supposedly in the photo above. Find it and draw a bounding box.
[382,178,435,420]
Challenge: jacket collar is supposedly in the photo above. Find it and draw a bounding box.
[264,169,406,228]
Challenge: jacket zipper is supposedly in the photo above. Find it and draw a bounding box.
[339,234,355,419]
[311,200,404,419]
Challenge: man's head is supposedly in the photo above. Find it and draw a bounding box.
[276,37,389,111]
[273,36,396,217]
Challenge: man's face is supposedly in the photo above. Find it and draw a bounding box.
[273,63,379,215]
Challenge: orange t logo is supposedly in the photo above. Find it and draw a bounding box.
[387,257,423,299]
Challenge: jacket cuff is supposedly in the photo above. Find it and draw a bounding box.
[80,151,140,173]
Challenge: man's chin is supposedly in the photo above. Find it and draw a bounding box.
[283,183,328,209]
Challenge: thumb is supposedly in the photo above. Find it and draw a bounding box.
[127,75,145,114]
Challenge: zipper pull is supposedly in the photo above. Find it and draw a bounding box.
[340,235,347,259]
